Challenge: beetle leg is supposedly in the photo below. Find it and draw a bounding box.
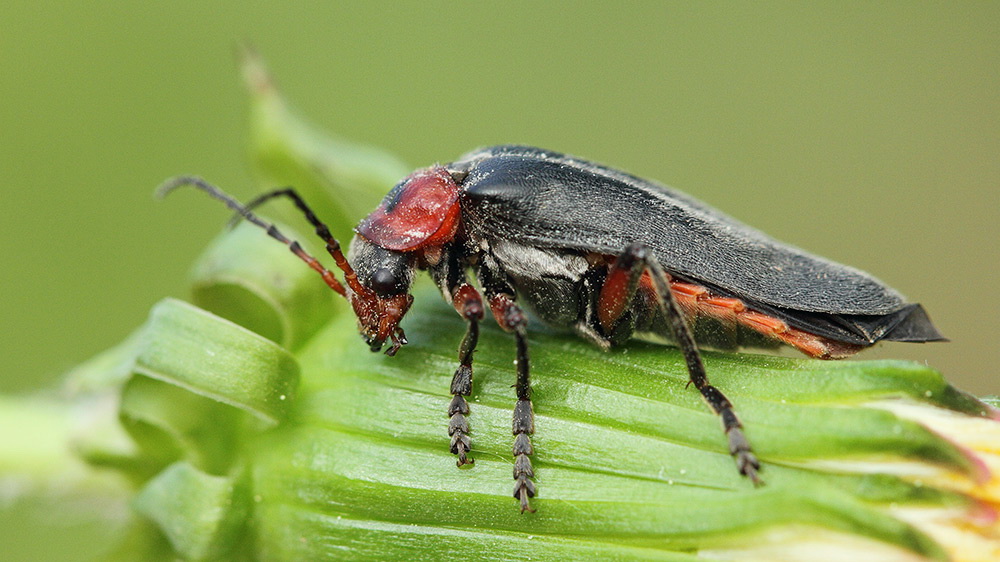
[488,292,536,513]
[449,283,483,466]
[596,245,646,337]
[613,243,762,485]
[478,256,537,513]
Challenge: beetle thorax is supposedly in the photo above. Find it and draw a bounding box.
[355,166,462,251]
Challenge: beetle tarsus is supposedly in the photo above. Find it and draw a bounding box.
[514,475,536,513]
[448,366,475,466]
[448,409,474,466]
[512,399,536,513]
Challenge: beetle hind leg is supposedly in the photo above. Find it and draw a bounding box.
[602,243,762,485]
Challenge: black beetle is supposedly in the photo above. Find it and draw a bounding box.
[160,145,944,513]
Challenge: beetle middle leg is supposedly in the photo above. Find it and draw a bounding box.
[599,243,762,485]
[491,293,536,513]
[478,255,537,513]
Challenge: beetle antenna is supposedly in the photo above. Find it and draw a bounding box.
[225,188,289,229]
[236,187,372,299]
[157,176,349,298]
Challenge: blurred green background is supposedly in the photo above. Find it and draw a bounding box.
[2,2,997,397]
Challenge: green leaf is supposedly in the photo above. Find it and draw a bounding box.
[133,298,299,427]
[239,293,981,560]
[133,461,249,561]
[0,395,134,561]
[115,298,298,481]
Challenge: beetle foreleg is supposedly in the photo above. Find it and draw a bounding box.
[619,243,762,485]
[449,283,483,466]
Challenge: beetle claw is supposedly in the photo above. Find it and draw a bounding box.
[384,328,408,356]
[728,427,763,486]
[514,477,536,513]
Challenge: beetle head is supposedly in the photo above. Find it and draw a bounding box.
[340,166,462,355]
[346,235,416,355]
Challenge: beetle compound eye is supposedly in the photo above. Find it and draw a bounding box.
[370,267,403,297]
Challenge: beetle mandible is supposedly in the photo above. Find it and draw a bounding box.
[160,145,945,513]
